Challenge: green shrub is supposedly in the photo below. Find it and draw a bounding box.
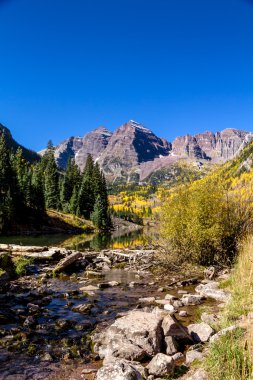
[160,176,251,266]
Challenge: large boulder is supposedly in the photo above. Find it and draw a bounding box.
[187,323,214,343]
[93,311,163,361]
[162,315,192,346]
[147,353,175,377]
[165,336,178,355]
[96,359,145,380]
[195,282,230,303]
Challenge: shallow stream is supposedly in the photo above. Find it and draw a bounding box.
[0,231,216,380]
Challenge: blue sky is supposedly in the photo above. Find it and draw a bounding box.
[0,0,253,151]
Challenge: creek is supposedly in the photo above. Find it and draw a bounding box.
[0,230,217,380]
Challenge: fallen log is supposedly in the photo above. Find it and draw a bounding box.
[53,251,82,274]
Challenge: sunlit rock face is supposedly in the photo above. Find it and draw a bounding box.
[44,120,250,183]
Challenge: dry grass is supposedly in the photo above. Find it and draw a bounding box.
[204,237,253,380]
[47,210,94,232]
[222,237,253,325]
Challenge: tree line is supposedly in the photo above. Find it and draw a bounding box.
[0,133,111,234]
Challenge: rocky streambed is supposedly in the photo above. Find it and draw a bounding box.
[0,244,231,380]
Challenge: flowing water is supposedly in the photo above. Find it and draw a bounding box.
[0,230,216,380]
[0,229,156,379]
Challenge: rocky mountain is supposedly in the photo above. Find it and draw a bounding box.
[41,120,252,184]
[0,124,39,163]
[98,121,171,182]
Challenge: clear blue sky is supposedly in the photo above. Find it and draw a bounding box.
[0,0,253,151]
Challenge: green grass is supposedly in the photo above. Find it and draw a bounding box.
[203,237,253,380]
[205,329,252,380]
[13,256,33,276]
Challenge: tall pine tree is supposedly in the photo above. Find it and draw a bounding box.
[43,141,59,209]
[0,133,16,232]
[78,154,95,218]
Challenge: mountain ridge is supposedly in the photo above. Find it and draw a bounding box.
[40,120,251,184]
[0,124,40,163]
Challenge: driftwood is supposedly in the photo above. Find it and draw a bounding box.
[53,251,82,273]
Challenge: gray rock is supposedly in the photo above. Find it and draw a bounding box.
[147,353,174,377]
[165,294,177,301]
[96,359,145,380]
[164,304,175,313]
[181,294,204,306]
[204,266,218,280]
[165,336,178,355]
[80,285,99,292]
[188,322,214,343]
[138,297,156,304]
[93,311,163,361]
[155,299,173,306]
[179,310,188,317]
[99,340,146,362]
[185,350,204,365]
[162,315,192,345]
[210,325,237,343]
[172,352,184,362]
[173,300,184,309]
[72,303,93,314]
[195,282,230,303]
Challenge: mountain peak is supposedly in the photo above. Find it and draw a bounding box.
[127,120,151,133]
[92,126,112,136]
[40,121,251,184]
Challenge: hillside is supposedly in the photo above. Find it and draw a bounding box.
[0,124,40,163]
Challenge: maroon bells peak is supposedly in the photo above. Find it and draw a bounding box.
[40,120,252,184]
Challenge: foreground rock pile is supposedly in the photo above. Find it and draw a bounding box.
[89,269,231,380]
[0,244,232,380]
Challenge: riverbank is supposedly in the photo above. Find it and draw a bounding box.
[0,242,236,380]
[1,210,95,236]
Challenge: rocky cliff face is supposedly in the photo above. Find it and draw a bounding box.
[43,121,251,183]
[97,121,171,182]
[171,129,249,161]
[76,127,112,171]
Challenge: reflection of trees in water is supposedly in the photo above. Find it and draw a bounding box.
[0,228,155,251]
[63,230,152,250]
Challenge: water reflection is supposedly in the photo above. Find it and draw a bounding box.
[0,229,153,251]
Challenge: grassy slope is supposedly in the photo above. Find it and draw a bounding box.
[204,238,253,379]
[45,210,95,233]
[5,209,95,235]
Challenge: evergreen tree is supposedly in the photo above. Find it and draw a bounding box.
[91,194,107,229]
[11,147,32,209]
[0,133,16,232]
[31,164,45,212]
[70,186,79,215]
[43,141,59,209]
[78,154,95,218]
[60,158,81,211]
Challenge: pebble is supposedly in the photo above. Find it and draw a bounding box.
[179,310,188,317]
